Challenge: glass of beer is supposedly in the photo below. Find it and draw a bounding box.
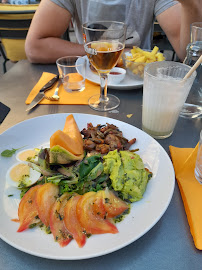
[82,21,126,111]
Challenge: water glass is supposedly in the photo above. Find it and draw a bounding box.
[142,61,196,139]
[56,56,86,92]
[180,43,202,118]
[180,22,202,118]
[191,22,202,43]
[195,130,202,184]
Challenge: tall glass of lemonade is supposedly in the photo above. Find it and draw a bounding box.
[142,61,197,139]
[82,21,126,111]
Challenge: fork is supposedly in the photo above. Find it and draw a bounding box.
[45,78,62,101]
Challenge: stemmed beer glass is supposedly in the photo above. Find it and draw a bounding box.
[82,21,126,111]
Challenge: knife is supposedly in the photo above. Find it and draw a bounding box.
[26,75,59,111]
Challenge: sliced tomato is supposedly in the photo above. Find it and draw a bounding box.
[76,191,118,235]
[17,185,42,232]
[35,183,59,227]
[49,193,72,247]
[99,188,129,218]
[64,195,86,248]
[93,190,106,217]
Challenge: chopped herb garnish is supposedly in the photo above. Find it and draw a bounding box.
[55,210,64,220]
[104,197,110,204]
[29,223,37,229]
[45,226,51,234]
[114,208,130,223]
[8,194,13,197]
[20,187,30,199]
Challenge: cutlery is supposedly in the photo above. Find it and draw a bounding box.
[44,78,62,101]
[26,75,59,111]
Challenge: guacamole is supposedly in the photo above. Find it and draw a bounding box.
[103,150,152,202]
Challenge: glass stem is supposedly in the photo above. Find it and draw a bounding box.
[99,73,109,102]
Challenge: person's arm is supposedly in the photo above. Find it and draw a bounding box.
[25,0,85,63]
[157,0,201,61]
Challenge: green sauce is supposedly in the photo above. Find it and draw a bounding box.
[113,206,130,223]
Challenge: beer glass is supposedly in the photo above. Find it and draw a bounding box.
[82,21,126,111]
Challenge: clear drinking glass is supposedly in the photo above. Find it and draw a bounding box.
[142,61,197,139]
[56,56,86,92]
[82,21,126,111]
[195,130,202,184]
[180,22,202,118]
[191,22,202,43]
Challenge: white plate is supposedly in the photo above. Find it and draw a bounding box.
[0,113,175,260]
[77,56,143,90]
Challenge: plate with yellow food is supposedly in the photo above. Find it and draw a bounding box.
[122,46,165,80]
[78,46,165,90]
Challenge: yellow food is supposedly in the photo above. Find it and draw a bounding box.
[50,114,84,156]
[10,163,30,182]
[18,149,37,162]
[63,114,84,147]
[50,130,83,156]
[125,46,165,78]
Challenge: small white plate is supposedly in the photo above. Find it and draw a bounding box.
[77,56,143,90]
[0,113,175,260]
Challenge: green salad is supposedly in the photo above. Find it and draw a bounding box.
[22,147,152,203]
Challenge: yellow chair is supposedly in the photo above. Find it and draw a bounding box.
[0,4,39,73]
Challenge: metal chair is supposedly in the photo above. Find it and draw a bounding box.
[0,4,38,73]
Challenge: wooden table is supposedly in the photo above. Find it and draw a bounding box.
[0,60,202,270]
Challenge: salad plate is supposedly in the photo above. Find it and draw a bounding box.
[77,56,143,90]
[0,113,175,260]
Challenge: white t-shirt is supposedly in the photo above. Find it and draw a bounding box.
[50,0,178,49]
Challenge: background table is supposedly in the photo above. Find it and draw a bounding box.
[0,60,202,270]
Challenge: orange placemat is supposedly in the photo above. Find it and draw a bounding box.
[169,144,202,250]
[25,72,100,105]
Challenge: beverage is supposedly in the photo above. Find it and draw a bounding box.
[56,56,86,92]
[142,78,186,138]
[85,41,124,73]
[82,21,126,111]
[63,73,85,92]
[142,61,196,139]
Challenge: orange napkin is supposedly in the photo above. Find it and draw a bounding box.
[169,144,202,250]
[25,72,100,105]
